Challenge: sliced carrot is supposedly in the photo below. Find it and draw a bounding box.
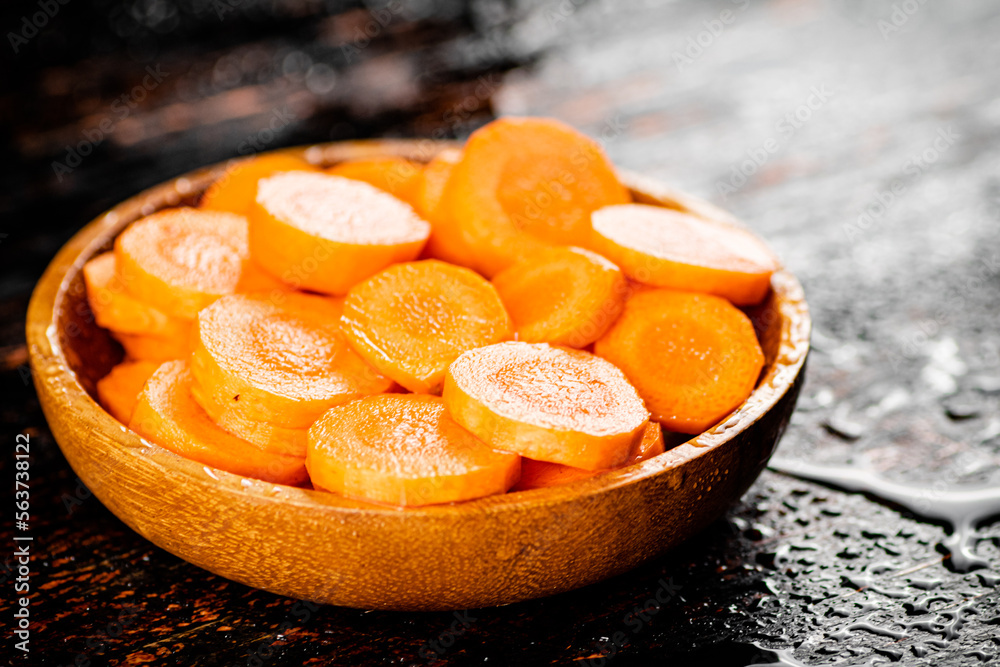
[594,289,764,434]
[130,361,308,485]
[115,208,257,319]
[444,117,630,276]
[415,149,472,265]
[491,246,626,348]
[249,172,430,295]
[307,394,520,506]
[96,360,160,424]
[326,157,423,207]
[590,204,779,306]
[191,292,392,430]
[443,342,649,470]
[83,253,191,338]
[190,379,307,458]
[511,421,663,491]
[199,153,317,216]
[114,330,192,363]
[340,260,512,393]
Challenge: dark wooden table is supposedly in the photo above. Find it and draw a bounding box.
[2,0,999,665]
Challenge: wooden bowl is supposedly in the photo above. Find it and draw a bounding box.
[27,140,810,611]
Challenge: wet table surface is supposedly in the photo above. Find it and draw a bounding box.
[2,0,1000,665]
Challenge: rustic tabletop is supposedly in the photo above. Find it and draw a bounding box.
[2,0,999,665]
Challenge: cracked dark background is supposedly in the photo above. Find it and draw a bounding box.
[1,0,999,665]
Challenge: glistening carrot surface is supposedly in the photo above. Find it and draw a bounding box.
[510,421,664,491]
[443,342,649,470]
[115,208,255,319]
[326,157,423,207]
[250,172,430,294]
[96,360,160,424]
[191,292,392,429]
[590,204,778,306]
[307,394,520,506]
[130,361,308,485]
[340,260,512,393]
[594,289,764,434]
[491,246,626,348]
[114,330,192,363]
[444,117,630,276]
[416,149,470,264]
[199,153,317,216]
[83,253,191,338]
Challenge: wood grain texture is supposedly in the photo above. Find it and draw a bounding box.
[25,140,810,611]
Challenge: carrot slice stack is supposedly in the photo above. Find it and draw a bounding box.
[492,246,626,348]
[590,204,778,306]
[307,394,520,506]
[443,342,649,470]
[250,172,431,294]
[114,331,192,363]
[83,253,190,338]
[190,380,308,458]
[416,149,471,265]
[96,360,160,423]
[511,421,663,491]
[594,289,764,434]
[327,157,423,207]
[200,153,317,216]
[130,361,308,485]
[444,117,630,276]
[340,260,512,393]
[191,292,392,430]
[115,208,256,319]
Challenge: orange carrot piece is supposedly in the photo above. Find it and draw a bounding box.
[199,153,317,216]
[191,292,392,429]
[416,149,472,264]
[511,421,663,491]
[190,379,308,458]
[307,394,520,506]
[96,360,160,424]
[444,117,630,276]
[115,208,258,319]
[594,289,764,434]
[113,330,192,363]
[83,253,191,338]
[443,342,649,470]
[130,361,308,485]
[491,246,626,348]
[590,204,779,306]
[249,172,430,294]
[340,260,512,393]
[326,157,423,207]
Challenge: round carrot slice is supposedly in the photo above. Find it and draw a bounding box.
[511,421,664,491]
[590,204,779,306]
[415,149,472,264]
[491,246,626,348]
[96,360,160,424]
[307,394,520,506]
[115,208,255,319]
[199,153,317,216]
[250,172,431,295]
[190,380,307,458]
[191,292,391,430]
[113,330,192,363]
[444,117,630,276]
[443,342,649,470]
[594,289,764,434]
[326,157,423,207]
[340,260,512,393]
[83,253,190,338]
[130,361,307,485]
